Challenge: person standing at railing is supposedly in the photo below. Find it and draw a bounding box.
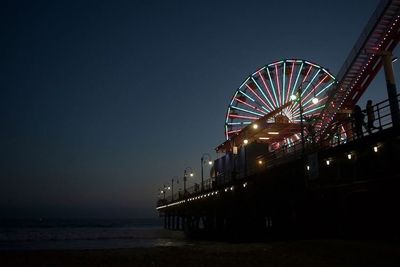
[365,100,381,134]
[353,105,365,139]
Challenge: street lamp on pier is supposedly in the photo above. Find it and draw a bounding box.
[183,167,194,195]
[163,184,171,200]
[201,153,213,192]
[291,80,318,154]
[171,178,174,201]
[170,176,179,201]
[159,188,166,200]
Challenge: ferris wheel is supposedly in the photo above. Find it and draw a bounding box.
[225,59,337,142]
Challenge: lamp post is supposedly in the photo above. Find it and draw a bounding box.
[243,138,248,178]
[159,188,166,200]
[183,167,194,195]
[163,184,171,201]
[171,178,174,201]
[201,153,213,192]
[291,80,318,154]
[171,176,179,201]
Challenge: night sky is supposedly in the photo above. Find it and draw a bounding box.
[1,0,398,219]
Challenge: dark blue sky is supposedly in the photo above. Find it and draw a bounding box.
[1,0,397,218]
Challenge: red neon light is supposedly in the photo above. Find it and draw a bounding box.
[303,96,328,111]
[235,98,268,114]
[314,75,329,88]
[248,82,257,90]
[229,114,258,120]
[286,62,295,103]
[227,130,241,135]
[275,65,281,106]
[301,65,312,84]
[301,87,317,104]
[301,75,328,104]
[258,71,277,108]
[245,84,273,111]
[287,65,317,114]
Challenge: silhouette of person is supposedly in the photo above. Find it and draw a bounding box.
[353,105,365,139]
[365,100,380,134]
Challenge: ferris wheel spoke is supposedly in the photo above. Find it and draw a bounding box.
[296,71,321,108]
[309,74,330,96]
[228,114,259,120]
[301,65,313,88]
[291,62,304,98]
[258,70,278,108]
[303,96,328,111]
[230,105,264,117]
[292,79,334,113]
[316,80,335,97]
[285,62,296,104]
[226,121,252,126]
[290,68,321,113]
[302,80,328,107]
[293,104,325,116]
[274,65,282,107]
[227,129,241,136]
[238,90,256,102]
[250,77,274,112]
[245,83,273,112]
[301,68,321,98]
[282,62,286,106]
[266,67,280,108]
[235,97,268,115]
[291,99,326,118]
[286,104,297,120]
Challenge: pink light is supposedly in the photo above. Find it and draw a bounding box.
[229,114,258,120]
[303,96,328,111]
[235,97,256,108]
[245,84,273,111]
[301,66,312,85]
[317,75,329,85]
[286,62,295,103]
[301,75,328,103]
[227,130,241,135]
[258,71,277,108]
[301,84,321,104]
[275,65,281,106]
[288,65,319,114]
[235,97,268,114]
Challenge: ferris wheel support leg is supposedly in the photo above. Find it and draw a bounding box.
[383,53,400,128]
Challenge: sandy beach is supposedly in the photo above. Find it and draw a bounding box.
[1,239,399,267]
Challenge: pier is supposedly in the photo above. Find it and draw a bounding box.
[156,0,400,240]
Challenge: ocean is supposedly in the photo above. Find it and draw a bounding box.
[0,218,187,251]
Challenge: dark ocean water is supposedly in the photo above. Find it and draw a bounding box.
[0,218,186,250]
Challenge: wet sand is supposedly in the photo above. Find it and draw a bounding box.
[1,239,399,266]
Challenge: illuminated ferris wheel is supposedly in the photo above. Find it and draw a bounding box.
[225,59,337,142]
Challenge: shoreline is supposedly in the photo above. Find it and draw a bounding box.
[1,239,399,266]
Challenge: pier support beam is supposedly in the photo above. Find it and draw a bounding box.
[176,216,180,230]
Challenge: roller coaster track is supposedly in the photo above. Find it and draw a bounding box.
[320,0,400,135]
